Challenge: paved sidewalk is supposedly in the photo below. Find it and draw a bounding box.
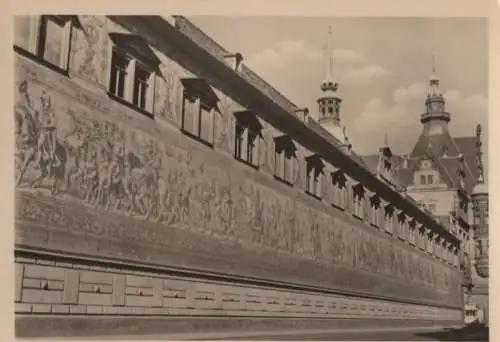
[23,325,464,340]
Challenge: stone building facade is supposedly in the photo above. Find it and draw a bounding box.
[14,15,466,337]
[361,69,489,324]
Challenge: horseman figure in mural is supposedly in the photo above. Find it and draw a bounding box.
[36,91,59,175]
[15,81,66,195]
[14,80,167,221]
[15,80,38,187]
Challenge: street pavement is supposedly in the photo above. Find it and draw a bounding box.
[25,324,488,341]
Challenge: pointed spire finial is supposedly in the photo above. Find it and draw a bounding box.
[432,54,436,74]
[384,132,388,146]
[320,24,339,93]
[475,123,485,184]
[326,24,333,80]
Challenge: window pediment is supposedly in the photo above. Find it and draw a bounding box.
[181,77,220,109]
[397,211,407,223]
[273,134,297,153]
[369,194,380,207]
[331,170,346,187]
[234,110,263,135]
[109,33,162,70]
[379,146,393,158]
[305,153,324,169]
[352,181,365,198]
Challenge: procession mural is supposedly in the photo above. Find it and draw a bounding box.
[14,71,460,299]
[14,34,461,303]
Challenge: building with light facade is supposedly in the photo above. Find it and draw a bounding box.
[13,15,480,337]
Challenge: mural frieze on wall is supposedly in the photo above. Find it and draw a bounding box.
[14,53,461,305]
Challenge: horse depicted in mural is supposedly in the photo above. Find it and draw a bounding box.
[15,82,67,195]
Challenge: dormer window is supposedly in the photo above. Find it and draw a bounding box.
[408,220,417,246]
[369,193,381,227]
[331,171,347,209]
[181,78,220,146]
[108,33,162,116]
[14,15,73,73]
[305,154,324,199]
[233,110,262,168]
[352,183,365,220]
[418,226,426,250]
[397,212,407,241]
[416,170,438,186]
[274,135,296,186]
[383,204,394,234]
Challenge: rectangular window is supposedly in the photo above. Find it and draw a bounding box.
[353,194,364,219]
[234,122,259,168]
[109,50,130,99]
[182,93,196,134]
[306,164,322,199]
[199,103,214,144]
[274,144,294,185]
[285,149,294,183]
[371,202,380,227]
[420,175,426,185]
[409,223,416,245]
[234,124,244,160]
[14,15,72,71]
[132,64,151,110]
[427,174,434,185]
[181,92,215,147]
[38,16,65,67]
[275,146,284,180]
[108,37,158,116]
[247,131,257,165]
[331,176,346,209]
[396,214,405,240]
[384,207,393,234]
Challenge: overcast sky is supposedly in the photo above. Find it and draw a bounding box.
[189,17,488,170]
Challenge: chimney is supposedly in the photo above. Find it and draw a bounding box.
[224,52,244,72]
[402,155,408,169]
[294,107,309,123]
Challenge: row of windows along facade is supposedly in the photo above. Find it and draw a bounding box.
[14,15,461,268]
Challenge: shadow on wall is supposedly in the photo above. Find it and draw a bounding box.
[413,322,489,341]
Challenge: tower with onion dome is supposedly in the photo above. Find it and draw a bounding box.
[318,26,349,146]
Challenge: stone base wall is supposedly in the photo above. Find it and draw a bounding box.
[15,251,463,337]
[16,316,462,338]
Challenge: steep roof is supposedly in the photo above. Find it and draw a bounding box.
[454,137,480,181]
[402,129,478,193]
[410,131,460,159]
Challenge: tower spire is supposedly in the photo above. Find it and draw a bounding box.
[420,55,450,128]
[326,25,333,81]
[318,25,345,142]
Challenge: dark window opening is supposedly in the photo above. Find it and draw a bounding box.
[109,50,129,99]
